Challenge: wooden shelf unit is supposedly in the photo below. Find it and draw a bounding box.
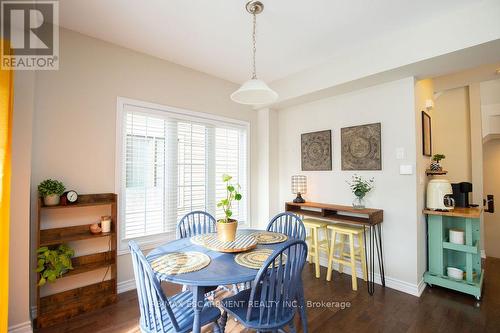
[426,169,448,176]
[35,193,118,328]
[285,201,383,226]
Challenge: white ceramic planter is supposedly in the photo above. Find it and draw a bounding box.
[43,194,60,206]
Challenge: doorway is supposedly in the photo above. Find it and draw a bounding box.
[482,78,500,259]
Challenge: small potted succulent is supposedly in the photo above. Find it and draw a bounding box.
[216,174,242,242]
[38,179,66,206]
[430,154,446,171]
[36,244,74,286]
[347,174,374,209]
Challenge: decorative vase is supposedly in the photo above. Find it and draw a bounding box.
[352,196,365,209]
[430,161,442,171]
[43,194,60,206]
[216,219,238,242]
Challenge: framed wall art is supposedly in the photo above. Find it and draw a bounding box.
[341,123,381,170]
[301,130,332,171]
[422,111,432,156]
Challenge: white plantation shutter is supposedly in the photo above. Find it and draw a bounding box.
[120,101,248,243]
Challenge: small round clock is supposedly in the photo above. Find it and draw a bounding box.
[66,190,78,204]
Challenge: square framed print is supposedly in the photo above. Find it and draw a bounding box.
[341,123,381,170]
[301,130,332,171]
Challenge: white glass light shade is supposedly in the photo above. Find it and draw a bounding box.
[230,79,278,105]
[291,175,307,194]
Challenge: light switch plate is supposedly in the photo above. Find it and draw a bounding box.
[400,164,413,175]
[396,148,405,160]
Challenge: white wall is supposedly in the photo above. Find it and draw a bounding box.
[277,77,421,292]
[433,87,472,183]
[414,79,434,285]
[29,28,258,304]
[9,71,35,331]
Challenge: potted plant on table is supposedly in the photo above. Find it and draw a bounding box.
[216,174,242,242]
[347,174,374,209]
[36,244,74,286]
[430,154,446,171]
[38,179,66,206]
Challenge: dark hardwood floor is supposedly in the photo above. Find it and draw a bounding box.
[36,258,500,333]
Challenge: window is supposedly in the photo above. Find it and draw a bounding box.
[117,98,249,248]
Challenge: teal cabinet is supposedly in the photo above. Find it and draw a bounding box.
[423,208,484,299]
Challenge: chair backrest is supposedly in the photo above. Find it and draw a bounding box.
[177,211,216,239]
[129,241,181,333]
[246,240,308,326]
[266,212,306,241]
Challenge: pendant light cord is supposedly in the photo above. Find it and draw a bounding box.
[252,13,257,79]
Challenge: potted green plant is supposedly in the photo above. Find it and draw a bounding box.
[430,154,446,171]
[216,174,242,242]
[38,179,65,206]
[36,244,74,286]
[347,174,374,209]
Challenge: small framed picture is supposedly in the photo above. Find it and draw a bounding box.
[422,111,432,156]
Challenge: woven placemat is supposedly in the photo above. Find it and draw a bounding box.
[150,252,210,275]
[235,249,287,270]
[190,234,212,246]
[199,233,257,253]
[252,231,288,244]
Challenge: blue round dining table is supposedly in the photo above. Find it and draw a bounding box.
[146,229,308,333]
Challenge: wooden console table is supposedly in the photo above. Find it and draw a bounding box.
[285,201,385,295]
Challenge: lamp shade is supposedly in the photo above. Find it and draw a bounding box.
[230,79,278,105]
[291,175,307,194]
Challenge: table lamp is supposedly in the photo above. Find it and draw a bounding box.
[291,175,307,203]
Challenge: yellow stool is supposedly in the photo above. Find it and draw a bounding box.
[303,218,329,278]
[326,224,367,291]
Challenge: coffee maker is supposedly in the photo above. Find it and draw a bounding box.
[427,179,455,210]
[451,182,473,208]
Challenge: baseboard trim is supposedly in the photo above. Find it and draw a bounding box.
[417,278,427,297]
[8,321,33,333]
[317,256,422,297]
[118,278,136,294]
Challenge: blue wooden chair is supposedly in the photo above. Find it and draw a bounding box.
[219,239,308,332]
[128,241,222,333]
[177,211,216,239]
[267,212,307,241]
[176,211,222,294]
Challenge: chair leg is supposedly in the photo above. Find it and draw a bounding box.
[313,227,320,278]
[349,233,358,291]
[213,320,221,333]
[219,311,228,332]
[338,234,346,274]
[358,233,368,282]
[326,230,336,281]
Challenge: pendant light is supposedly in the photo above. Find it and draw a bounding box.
[231,1,278,106]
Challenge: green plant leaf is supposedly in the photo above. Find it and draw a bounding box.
[38,277,46,286]
[235,193,242,200]
[222,174,232,182]
[47,272,57,282]
[226,210,232,217]
[37,246,49,253]
[227,185,235,192]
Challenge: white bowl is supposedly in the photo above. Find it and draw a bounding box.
[447,267,464,280]
[449,229,465,245]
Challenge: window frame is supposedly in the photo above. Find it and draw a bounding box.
[115,97,251,254]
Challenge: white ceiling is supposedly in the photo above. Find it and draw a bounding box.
[59,0,475,84]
